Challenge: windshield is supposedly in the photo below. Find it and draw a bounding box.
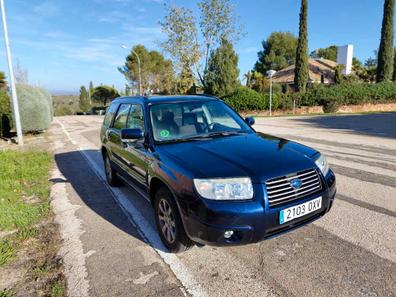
[149,100,253,142]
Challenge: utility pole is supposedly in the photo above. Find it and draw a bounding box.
[1,0,23,144]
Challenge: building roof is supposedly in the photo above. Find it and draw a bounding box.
[272,58,337,84]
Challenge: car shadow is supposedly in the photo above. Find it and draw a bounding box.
[54,149,170,253]
[293,112,396,139]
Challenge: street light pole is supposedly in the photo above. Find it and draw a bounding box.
[1,0,23,144]
[121,45,142,95]
[266,70,276,117]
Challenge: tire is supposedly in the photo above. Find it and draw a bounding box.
[104,153,121,187]
[154,187,193,253]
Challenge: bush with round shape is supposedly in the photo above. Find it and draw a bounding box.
[222,86,268,112]
[16,84,52,132]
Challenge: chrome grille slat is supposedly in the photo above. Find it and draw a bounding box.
[266,170,316,185]
[265,169,322,207]
[267,180,320,195]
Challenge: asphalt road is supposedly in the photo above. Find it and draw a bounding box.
[52,113,396,297]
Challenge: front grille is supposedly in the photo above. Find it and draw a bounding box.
[265,168,322,207]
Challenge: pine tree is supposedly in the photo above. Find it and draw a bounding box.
[377,0,395,82]
[294,0,309,92]
[204,37,240,97]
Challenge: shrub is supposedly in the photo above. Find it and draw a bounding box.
[222,87,268,111]
[16,84,52,132]
[37,88,54,121]
[54,106,73,116]
[322,99,339,113]
[0,91,12,137]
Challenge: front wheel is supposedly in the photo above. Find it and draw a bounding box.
[154,187,193,253]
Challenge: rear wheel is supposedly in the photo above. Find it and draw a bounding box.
[154,187,193,253]
[104,153,121,187]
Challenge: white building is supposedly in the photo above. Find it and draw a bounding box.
[337,45,354,75]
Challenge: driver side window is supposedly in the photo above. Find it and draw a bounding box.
[112,104,131,130]
[126,104,145,132]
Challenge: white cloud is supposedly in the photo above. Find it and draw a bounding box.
[33,1,60,17]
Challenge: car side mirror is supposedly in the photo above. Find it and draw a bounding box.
[245,116,255,126]
[121,128,144,142]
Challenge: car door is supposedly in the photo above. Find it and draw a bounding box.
[107,103,131,172]
[121,103,151,188]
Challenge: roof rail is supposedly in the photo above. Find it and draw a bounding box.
[191,93,217,98]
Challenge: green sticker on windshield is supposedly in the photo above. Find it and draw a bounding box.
[160,130,170,138]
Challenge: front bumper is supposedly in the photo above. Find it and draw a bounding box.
[179,170,336,246]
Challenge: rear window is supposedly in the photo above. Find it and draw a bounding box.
[103,103,119,127]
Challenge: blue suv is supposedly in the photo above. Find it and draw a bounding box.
[100,95,336,252]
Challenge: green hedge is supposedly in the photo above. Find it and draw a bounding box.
[16,84,52,132]
[301,82,396,106]
[222,86,281,111]
[222,83,396,112]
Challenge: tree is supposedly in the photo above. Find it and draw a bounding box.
[15,61,28,84]
[0,71,6,90]
[79,86,90,112]
[310,45,338,61]
[334,65,344,84]
[294,0,309,92]
[198,0,243,77]
[91,86,119,106]
[376,0,395,82]
[249,71,268,93]
[204,37,239,96]
[254,32,297,74]
[160,4,201,93]
[393,48,396,81]
[119,45,175,95]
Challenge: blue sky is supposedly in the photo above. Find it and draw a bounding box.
[0,0,390,94]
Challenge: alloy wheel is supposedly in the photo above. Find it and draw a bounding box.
[157,198,176,243]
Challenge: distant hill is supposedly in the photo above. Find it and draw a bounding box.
[50,90,79,96]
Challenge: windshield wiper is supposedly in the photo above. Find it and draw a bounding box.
[157,131,246,144]
[207,131,246,137]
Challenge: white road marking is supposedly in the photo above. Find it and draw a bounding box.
[56,118,208,297]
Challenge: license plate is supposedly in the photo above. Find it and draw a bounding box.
[279,197,322,224]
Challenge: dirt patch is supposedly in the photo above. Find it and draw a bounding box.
[0,220,65,297]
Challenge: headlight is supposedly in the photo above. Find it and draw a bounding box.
[193,177,254,200]
[315,154,329,176]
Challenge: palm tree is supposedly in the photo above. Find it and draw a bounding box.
[0,71,7,90]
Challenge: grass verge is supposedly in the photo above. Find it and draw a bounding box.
[0,150,66,296]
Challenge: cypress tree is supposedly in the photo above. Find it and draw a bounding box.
[393,47,396,81]
[376,0,395,82]
[294,0,309,92]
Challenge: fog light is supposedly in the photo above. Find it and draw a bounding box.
[224,230,234,239]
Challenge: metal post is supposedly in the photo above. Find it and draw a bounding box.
[132,50,142,96]
[269,76,272,117]
[1,0,23,144]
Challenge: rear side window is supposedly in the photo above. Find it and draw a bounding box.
[103,103,119,127]
[112,104,131,130]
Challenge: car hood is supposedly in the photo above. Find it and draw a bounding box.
[156,132,319,183]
